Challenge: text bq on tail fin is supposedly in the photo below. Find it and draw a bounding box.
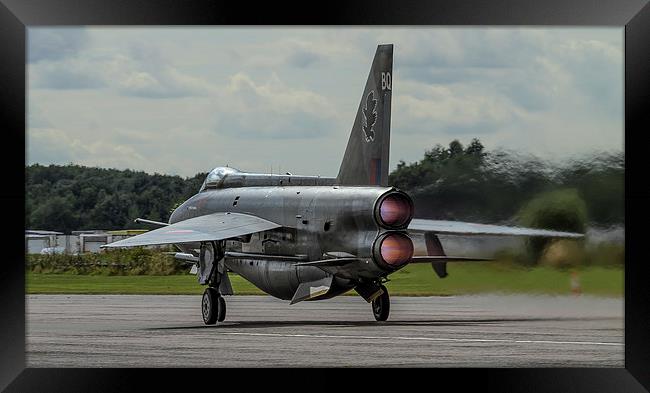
[337,44,393,186]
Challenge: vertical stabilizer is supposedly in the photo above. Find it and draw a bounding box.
[337,44,393,186]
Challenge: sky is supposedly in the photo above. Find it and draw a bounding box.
[27,27,624,178]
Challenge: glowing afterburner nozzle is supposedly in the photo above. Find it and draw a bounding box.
[377,193,413,229]
[377,232,414,267]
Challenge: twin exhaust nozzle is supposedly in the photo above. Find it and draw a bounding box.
[373,191,415,269]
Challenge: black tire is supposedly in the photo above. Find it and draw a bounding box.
[372,285,390,321]
[217,295,226,322]
[202,287,220,325]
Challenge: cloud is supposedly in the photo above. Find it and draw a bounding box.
[226,36,356,69]
[27,128,79,164]
[28,28,90,63]
[392,29,622,115]
[26,27,623,177]
[110,43,212,99]
[30,58,107,90]
[27,103,52,129]
[394,29,541,69]
[29,33,212,98]
[393,80,524,136]
[287,47,322,68]
[213,73,340,138]
[27,125,163,174]
[114,63,210,99]
[551,38,623,116]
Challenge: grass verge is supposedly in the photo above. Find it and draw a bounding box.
[26,263,622,297]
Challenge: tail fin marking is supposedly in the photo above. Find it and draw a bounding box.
[337,44,393,186]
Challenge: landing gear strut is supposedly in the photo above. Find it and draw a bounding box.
[202,287,226,325]
[372,284,390,321]
[199,241,227,325]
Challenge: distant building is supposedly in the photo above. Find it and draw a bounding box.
[25,230,63,254]
[25,229,150,254]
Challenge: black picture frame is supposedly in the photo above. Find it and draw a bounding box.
[1,0,648,391]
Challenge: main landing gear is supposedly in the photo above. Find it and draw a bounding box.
[372,284,390,321]
[199,241,227,325]
[202,287,226,325]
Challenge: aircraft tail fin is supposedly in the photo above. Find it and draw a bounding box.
[337,44,393,186]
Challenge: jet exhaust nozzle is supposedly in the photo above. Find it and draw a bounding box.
[375,191,414,229]
[373,232,414,270]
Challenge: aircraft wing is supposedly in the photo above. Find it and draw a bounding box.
[408,218,584,238]
[102,212,281,248]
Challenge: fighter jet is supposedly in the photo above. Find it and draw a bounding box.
[103,44,583,324]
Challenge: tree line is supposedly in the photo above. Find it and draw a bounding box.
[26,164,206,233]
[389,138,623,227]
[26,139,623,233]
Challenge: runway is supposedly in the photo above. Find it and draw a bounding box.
[26,294,623,367]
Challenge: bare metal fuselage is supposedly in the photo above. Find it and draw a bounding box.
[99,45,584,324]
[169,180,410,300]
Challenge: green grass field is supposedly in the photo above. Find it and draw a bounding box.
[26,263,623,296]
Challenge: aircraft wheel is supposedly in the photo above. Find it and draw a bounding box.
[217,295,226,322]
[202,287,220,325]
[372,285,390,321]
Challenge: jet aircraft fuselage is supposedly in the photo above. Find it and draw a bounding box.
[169,171,415,300]
[105,44,583,324]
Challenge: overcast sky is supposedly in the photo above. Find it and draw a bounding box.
[27,27,623,178]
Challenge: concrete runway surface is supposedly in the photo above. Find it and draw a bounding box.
[26,294,623,367]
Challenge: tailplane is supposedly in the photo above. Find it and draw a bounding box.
[337,44,393,186]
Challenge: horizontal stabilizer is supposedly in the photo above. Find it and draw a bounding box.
[409,219,584,238]
[102,212,281,248]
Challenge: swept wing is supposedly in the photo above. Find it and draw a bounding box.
[102,212,281,248]
[408,219,584,238]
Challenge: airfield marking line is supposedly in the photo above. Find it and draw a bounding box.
[219,332,623,347]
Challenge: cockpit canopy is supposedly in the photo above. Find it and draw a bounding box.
[199,166,240,191]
